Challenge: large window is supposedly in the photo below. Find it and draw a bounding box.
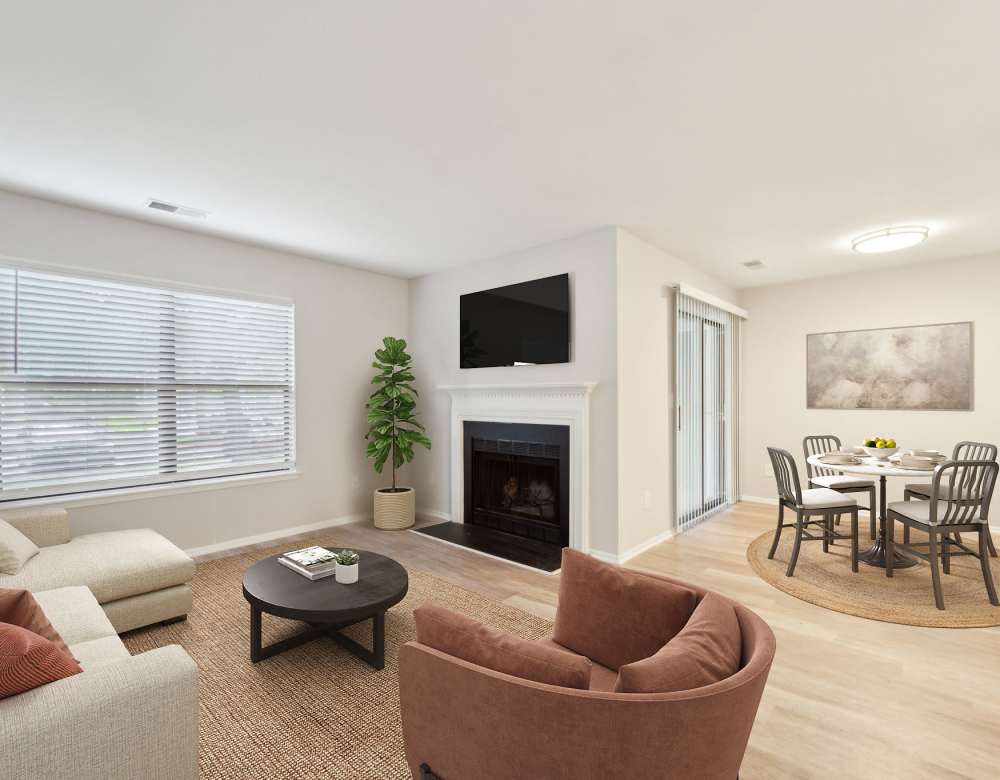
[0,264,295,502]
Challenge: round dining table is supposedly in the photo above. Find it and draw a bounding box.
[806,453,938,569]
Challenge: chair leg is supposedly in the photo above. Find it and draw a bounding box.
[835,512,841,527]
[885,515,895,579]
[869,487,876,540]
[903,525,910,545]
[768,503,785,560]
[928,532,945,610]
[979,526,999,607]
[851,509,858,573]
[786,511,804,577]
[942,530,951,575]
[987,524,998,558]
[822,514,830,553]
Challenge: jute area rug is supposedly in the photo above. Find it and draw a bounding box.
[123,533,553,780]
[747,527,1000,628]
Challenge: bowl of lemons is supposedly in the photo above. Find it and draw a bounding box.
[862,437,898,460]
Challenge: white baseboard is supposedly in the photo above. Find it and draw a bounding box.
[587,548,619,564]
[589,527,677,565]
[619,528,676,562]
[740,495,778,506]
[184,513,367,560]
[416,507,451,523]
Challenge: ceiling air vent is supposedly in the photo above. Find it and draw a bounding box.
[742,259,767,270]
[146,199,209,219]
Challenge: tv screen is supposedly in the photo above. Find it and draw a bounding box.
[460,273,570,368]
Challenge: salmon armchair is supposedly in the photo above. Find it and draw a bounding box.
[398,566,775,780]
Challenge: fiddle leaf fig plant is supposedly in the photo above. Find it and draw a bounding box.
[365,337,431,490]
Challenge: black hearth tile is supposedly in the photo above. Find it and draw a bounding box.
[412,522,563,573]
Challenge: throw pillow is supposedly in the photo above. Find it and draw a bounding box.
[0,520,39,575]
[552,548,699,670]
[0,588,74,657]
[0,622,82,699]
[414,604,591,689]
[614,592,742,694]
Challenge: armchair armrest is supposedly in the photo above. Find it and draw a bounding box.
[0,506,71,547]
[0,645,199,780]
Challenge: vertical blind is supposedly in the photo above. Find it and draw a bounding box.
[675,289,741,532]
[0,264,295,501]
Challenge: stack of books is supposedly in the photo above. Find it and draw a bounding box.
[278,546,338,580]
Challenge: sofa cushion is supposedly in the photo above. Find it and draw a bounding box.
[415,605,591,689]
[0,588,73,656]
[0,529,195,604]
[32,586,118,646]
[0,622,82,699]
[552,549,699,670]
[0,520,38,575]
[614,592,742,694]
[68,635,131,671]
[0,508,71,548]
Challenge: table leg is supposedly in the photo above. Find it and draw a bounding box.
[858,474,917,569]
[248,605,387,669]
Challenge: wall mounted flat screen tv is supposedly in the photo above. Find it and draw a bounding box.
[460,273,570,368]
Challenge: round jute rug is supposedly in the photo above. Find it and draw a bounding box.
[747,528,1000,628]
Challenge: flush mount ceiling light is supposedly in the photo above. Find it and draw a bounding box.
[851,225,928,254]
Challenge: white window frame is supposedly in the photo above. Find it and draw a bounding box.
[0,255,296,504]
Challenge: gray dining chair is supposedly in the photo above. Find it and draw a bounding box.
[903,440,998,557]
[887,460,999,610]
[766,447,860,577]
[803,435,876,540]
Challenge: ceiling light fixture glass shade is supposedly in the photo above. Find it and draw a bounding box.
[851,225,929,254]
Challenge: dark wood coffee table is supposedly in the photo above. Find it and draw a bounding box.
[241,549,408,670]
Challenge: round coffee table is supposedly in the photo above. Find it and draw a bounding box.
[242,549,408,669]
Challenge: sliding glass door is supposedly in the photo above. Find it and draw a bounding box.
[675,291,740,532]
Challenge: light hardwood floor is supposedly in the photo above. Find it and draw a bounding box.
[206,502,1000,779]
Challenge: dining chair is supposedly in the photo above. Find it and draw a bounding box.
[903,441,998,557]
[803,435,876,540]
[886,460,999,610]
[766,447,859,577]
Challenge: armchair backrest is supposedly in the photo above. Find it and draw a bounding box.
[767,447,802,506]
[929,460,999,525]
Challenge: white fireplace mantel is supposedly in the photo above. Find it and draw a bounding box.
[440,382,596,553]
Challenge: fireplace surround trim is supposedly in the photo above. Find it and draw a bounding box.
[441,383,596,553]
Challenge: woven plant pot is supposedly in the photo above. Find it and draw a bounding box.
[373,487,415,530]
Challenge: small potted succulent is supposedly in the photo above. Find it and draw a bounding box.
[366,336,432,529]
[335,549,360,584]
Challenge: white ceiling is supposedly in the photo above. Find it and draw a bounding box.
[3,2,1000,286]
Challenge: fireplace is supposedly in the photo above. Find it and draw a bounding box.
[464,421,570,548]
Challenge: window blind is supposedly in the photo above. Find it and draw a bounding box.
[0,265,295,501]
[675,290,740,532]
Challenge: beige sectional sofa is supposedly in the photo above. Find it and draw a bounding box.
[0,585,199,780]
[0,506,195,632]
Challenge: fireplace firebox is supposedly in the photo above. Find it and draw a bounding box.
[463,421,569,548]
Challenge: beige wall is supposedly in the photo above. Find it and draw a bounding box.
[0,189,408,551]
[407,229,621,556]
[615,229,739,555]
[740,252,1000,504]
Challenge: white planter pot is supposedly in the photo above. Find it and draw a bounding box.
[335,562,359,584]
[373,486,415,530]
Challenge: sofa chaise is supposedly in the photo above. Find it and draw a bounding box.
[0,506,195,633]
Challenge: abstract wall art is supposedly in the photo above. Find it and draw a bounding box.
[806,322,972,410]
